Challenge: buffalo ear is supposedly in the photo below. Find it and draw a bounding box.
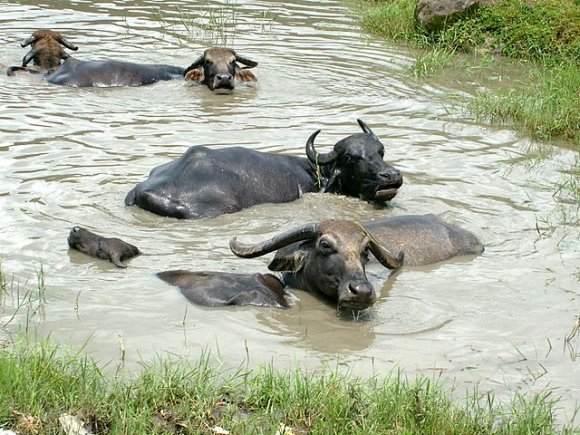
[183,55,205,76]
[235,69,257,82]
[268,248,307,273]
[185,68,204,82]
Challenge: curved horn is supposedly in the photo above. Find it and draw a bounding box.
[235,54,258,69]
[357,119,376,137]
[22,48,39,67]
[305,130,338,166]
[183,55,205,76]
[57,35,78,51]
[230,223,321,258]
[366,229,404,269]
[21,35,38,48]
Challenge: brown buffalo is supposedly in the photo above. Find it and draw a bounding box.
[230,220,404,310]
[183,47,258,91]
[42,46,257,88]
[7,29,78,76]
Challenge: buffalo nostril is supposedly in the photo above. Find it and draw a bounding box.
[380,169,401,181]
[349,282,360,295]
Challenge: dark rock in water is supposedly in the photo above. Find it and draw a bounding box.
[67,226,140,268]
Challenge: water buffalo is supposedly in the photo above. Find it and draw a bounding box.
[44,47,257,88]
[158,215,482,310]
[157,271,288,308]
[67,226,140,268]
[363,214,484,266]
[6,29,78,76]
[183,47,258,91]
[125,119,403,219]
[227,214,483,309]
[230,220,404,310]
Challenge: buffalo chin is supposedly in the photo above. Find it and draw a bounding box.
[338,300,375,311]
[374,188,398,202]
[212,87,233,94]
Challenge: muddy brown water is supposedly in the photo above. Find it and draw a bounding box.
[1,0,579,424]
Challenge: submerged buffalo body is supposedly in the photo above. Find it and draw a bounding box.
[42,47,257,88]
[7,29,78,76]
[363,214,484,266]
[230,220,404,310]
[225,215,483,309]
[125,120,403,219]
[158,215,482,310]
[157,271,288,308]
[46,58,183,87]
[67,226,140,268]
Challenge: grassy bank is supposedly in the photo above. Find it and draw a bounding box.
[0,341,576,434]
[358,0,580,144]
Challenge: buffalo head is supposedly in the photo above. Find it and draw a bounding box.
[230,220,404,310]
[21,29,78,70]
[306,119,403,203]
[183,47,258,91]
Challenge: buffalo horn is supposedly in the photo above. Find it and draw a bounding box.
[57,35,78,51]
[183,55,205,76]
[235,54,258,69]
[22,48,39,67]
[230,223,321,258]
[21,35,38,48]
[366,228,404,269]
[357,119,377,137]
[305,130,338,166]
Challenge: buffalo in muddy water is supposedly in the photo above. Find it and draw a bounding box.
[158,215,482,310]
[230,219,404,310]
[125,119,403,219]
[67,226,140,268]
[183,47,258,91]
[7,30,78,76]
[157,271,289,308]
[160,220,403,310]
[44,46,257,88]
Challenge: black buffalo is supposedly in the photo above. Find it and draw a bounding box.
[7,29,78,76]
[44,46,257,88]
[125,120,403,219]
[157,271,288,308]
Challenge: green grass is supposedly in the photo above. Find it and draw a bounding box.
[357,0,580,145]
[149,1,239,46]
[468,63,580,143]
[410,46,455,78]
[0,340,576,434]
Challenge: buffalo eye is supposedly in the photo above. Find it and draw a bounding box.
[378,147,385,158]
[317,238,336,255]
[361,245,370,264]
